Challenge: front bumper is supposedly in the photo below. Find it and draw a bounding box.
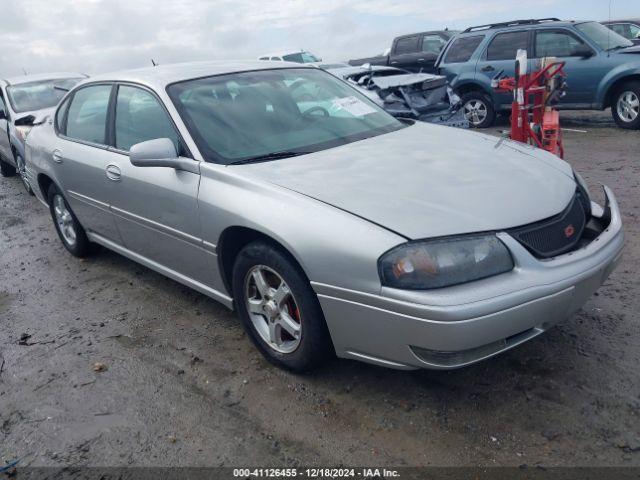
[313,186,624,370]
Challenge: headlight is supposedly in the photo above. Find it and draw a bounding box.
[15,126,32,142]
[379,234,514,290]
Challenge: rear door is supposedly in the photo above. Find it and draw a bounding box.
[389,35,423,72]
[532,28,599,106]
[107,84,211,285]
[475,30,530,108]
[54,83,122,242]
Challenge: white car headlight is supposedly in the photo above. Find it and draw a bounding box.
[379,234,514,290]
[15,125,32,143]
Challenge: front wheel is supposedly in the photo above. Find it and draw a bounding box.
[461,91,496,128]
[15,152,34,195]
[47,184,92,257]
[612,81,640,130]
[232,241,334,372]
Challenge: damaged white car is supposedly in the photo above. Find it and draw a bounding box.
[327,65,469,128]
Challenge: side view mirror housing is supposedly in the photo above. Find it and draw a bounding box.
[572,45,594,58]
[129,138,198,173]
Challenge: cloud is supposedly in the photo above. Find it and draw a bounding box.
[0,0,602,78]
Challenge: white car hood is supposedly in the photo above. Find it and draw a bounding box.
[240,123,577,239]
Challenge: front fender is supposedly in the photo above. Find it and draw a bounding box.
[197,163,407,297]
[595,64,640,106]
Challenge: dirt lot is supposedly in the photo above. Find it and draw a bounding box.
[1,111,638,469]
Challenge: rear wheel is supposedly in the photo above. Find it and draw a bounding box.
[47,184,92,257]
[232,241,333,372]
[461,91,496,128]
[612,81,640,129]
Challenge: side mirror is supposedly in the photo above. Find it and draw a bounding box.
[129,138,198,173]
[572,45,594,58]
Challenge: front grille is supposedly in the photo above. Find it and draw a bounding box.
[508,192,588,259]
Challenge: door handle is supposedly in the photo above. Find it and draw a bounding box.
[105,164,121,182]
[482,65,495,72]
[418,58,425,62]
[52,150,63,164]
[390,61,399,64]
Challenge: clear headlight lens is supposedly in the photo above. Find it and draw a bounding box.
[15,126,32,142]
[379,234,514,290]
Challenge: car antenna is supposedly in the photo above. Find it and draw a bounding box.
[151,59,158,66]
[22,68,28,75]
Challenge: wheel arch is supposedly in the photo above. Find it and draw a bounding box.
[603,74,640,108]
[217,226,310,302]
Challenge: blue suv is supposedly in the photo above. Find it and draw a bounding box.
[436,19,640,129]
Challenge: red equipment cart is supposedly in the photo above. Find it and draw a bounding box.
[492,51,567,158]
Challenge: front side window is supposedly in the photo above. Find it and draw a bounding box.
[486,31,529,61]
[421,34,446,55]
[65,85,112,145]
[576,21,633,50]
[395,36,419,55]
[443,35,484,63]
[610,23,629,38]
[282,52,320,63]
[535,30,586,57]
[114,85,180,152]
[167,68,404,164]
[7,78,83,114]
[630,24,640,39]
[55,96,72,134]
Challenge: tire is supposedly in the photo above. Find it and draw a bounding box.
[0,157,16,177]
[47,184,92,257]
[232,241,334,372]
[461,91,496,128]
[611,81,640,130]
[14,151,34,195]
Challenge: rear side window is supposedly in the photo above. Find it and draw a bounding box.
[443,35,484,63]
[421,34,446,55]
[65,85,112,145]
[486,31,529,61]
[114,85,180,152]
[394,36,420,55]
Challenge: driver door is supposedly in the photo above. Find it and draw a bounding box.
[106,84,212,285]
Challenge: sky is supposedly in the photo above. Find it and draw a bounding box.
[0,0,637,78]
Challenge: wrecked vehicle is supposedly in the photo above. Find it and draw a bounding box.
[327,65,468,128]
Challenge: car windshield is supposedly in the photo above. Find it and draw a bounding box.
[282,52,321,63]
[167,68,405,164]
[576,21,633,50]
[7,78,83,113]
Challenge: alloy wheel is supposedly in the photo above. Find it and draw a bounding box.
[464,99,488,126]
[244,265,302,354]
[53,194,77,247]
[617,91,640,123]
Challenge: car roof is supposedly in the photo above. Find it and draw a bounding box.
[603,19,640,24]
[2,72,86,86]
[80,60,315,90]
[395,29,456,39]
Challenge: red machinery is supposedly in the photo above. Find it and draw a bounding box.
[492,53,567,158]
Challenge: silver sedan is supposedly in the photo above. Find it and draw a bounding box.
[25,61,624,371]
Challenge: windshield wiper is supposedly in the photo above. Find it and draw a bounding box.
[606,45,627,52]
[227,151,310,165]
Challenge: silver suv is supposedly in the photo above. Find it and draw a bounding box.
[0,73,85,192]
[26,62,624,372]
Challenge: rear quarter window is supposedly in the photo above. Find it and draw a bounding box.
[443,35,484,63]
[394,36,420,55]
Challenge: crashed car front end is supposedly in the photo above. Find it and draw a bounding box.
[336,68,469,128]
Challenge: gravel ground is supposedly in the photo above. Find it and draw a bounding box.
[0,111,638,468]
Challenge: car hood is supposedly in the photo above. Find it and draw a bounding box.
[239,123,576,240]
